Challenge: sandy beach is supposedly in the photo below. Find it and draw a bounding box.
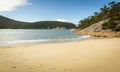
[0,38,120,72]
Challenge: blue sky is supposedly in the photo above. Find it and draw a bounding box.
[0,0,119,24]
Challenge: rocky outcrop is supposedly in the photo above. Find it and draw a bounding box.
[72,29,120,37]
[72,19,120,37]
[80,19,109,32]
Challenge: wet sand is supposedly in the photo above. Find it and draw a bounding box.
[0,38,120,72]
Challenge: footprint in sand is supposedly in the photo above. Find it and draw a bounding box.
[6,47,12,48]
[64,68,66,71]
[108,58,113,62]
[29,67,33,70]
[38,64,44,68]
[20,52,23,55]
[11,66,16,69]
[51,68,56,70]
[40,64,44,67]
[91,67,98,71]
[68,68,72,71]
[91,67,95,70]
[23,59,26,61]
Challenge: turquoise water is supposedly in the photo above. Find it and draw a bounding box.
[0,29,90,45]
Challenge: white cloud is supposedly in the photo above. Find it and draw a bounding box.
[0,0,30,11]
[56,19,65,22]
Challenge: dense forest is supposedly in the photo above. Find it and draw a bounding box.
[0,15,76,29]
[78,1,120,31]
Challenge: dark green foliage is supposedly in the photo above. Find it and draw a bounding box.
[0,15,76,29]
[102,21,117,29]
[78,13,103,29]
[0,15,29,29]
[78,1,120,31]
[102,20,120,31]
[114,26,120,31]
[21,21,76,29]
[102,1,120,31]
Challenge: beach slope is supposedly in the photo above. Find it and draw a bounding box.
[0,38,120,72]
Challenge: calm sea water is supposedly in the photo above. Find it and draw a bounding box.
[0,29,90,45]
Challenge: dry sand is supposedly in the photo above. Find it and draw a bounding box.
[0,38,120,72]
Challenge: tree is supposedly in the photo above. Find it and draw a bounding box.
[108,1,115,6]
[78,1,120,31]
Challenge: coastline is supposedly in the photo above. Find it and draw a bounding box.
[0,38,120,72]
[71,29,120,37]
[0,29,84,46]
[0,35,90,46]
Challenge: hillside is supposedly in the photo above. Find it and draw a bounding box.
[0,15,76,29]
[80,19,108,32]
[74,1,120,37]
[0,15,29,29]
[72,19,120,37]
[78,1,120,32]
[20,21,76,29]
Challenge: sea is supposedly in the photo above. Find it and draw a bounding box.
[0,29,90,45]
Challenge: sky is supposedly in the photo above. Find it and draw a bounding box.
[0,0,119,24]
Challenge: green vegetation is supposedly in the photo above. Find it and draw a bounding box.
[0,15,76,29]
[78,1,120,31]
[0,15,29,29]
[21,21,76,29]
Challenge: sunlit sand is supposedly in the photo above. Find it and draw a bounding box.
[0,38,120,72]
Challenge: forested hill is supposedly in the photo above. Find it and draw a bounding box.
[78,1,120,31]
[0,15,76,29]
[0,15,29,29]
[21,21,76,29]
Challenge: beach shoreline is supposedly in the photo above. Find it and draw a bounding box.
[71,29,120,37]
[0,38,120,72]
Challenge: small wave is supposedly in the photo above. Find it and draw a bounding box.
[79,35,91,39]
[0,35,91,45]
[0,39,50,45]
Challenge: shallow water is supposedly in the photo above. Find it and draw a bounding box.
[0,29,90,45]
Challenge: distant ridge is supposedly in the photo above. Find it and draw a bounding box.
[0,15,76,29]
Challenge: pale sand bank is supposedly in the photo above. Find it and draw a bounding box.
[0,38,120,72]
